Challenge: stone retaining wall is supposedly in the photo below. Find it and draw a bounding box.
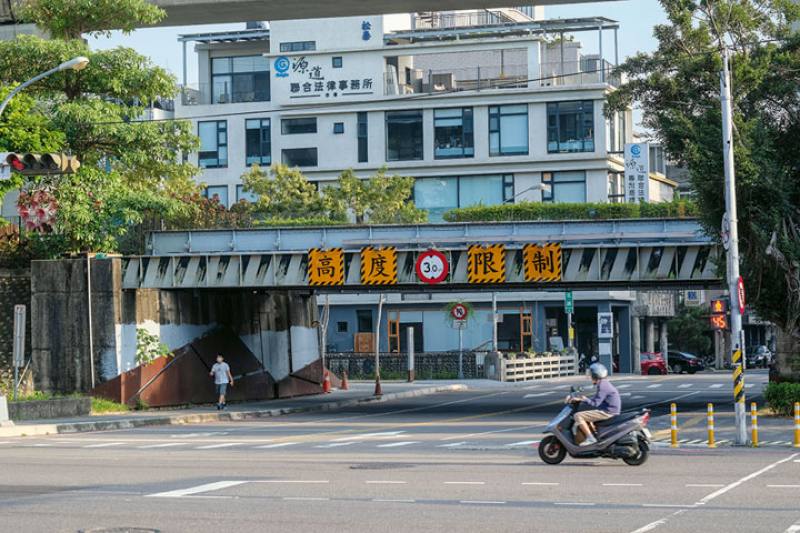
[8,397,91,421]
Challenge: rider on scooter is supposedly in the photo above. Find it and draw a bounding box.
[571,363,621,446]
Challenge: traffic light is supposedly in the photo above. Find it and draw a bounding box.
[710,299,728,314]
[3,153,81,176]
[710,298,729,330]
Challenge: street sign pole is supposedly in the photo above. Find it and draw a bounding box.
[565,291,574,350]
[12,305,26,401]
[720,47,747,445]
[458,324,464,380]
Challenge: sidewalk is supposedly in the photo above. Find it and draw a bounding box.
[0,382,467,438]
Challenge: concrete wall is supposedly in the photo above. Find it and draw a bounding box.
[30,259,320,394]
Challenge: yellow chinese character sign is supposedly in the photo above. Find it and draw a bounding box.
[467,244,506,284]
[361,247,397,285]
[308,248,344,286]
[524,243,562,282]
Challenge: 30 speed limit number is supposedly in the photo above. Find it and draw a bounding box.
[415,249,449,284]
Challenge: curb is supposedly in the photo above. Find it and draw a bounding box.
[0,384,468,438]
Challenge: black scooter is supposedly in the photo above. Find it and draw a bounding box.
[538,387,652,466]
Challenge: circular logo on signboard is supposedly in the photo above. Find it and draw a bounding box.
[274,56,290,77]
[630,144,641,157]
[415,249,449,284]
[451,303,468,321]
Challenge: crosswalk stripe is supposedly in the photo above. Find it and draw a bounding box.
[647,384,662,389]
[678,384,693,389]
[332,431,405,442]
[523,392,553,398]
[508,440,539,447]
[315,442,357,449]
[376,441,419,448]
[84,442,126,448]
[710,384,723,389]
[745,384,755,389]
[438,442,466,448]
[256,442,298,449]
[138,442,187,449]
[617,384,632,389]
[195,443,244,450]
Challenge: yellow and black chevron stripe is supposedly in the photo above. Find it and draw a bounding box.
[360,246,397,285]
[732,349,745,403]
[467,244,506,284]
[307,248,344,286]
[523,243,562,282]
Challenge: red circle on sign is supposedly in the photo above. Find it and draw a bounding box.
[451,303,468,320]
[415,249,449,284]
[737,276,746,314]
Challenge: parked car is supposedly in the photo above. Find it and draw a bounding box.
[640,352,668,375]
[667,351,705,374]
[745,345,772,368]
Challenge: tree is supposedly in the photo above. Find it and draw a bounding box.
[667,304,712,358]
[242,164,330,221]
[607,0,800,378]
[0,0,199,253]
[325,168,427,224]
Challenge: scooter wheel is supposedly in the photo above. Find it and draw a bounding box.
[623,444,649,466]
[538,436,567,465]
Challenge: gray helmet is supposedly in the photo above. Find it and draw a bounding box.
[589,363,608,380]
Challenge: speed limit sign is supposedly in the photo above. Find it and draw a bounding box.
[415,249,449,284]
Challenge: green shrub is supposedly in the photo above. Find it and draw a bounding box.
[91,397,130,414]
[764,382,800,416]
[443,199,698,223]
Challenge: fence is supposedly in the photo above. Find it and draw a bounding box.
[326,352,481,380]
[179,83,270,106]
[491,353,578,382]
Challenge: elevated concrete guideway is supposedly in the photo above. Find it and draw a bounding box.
[148,0,619,26]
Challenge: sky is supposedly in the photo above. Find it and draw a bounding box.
[87,0,668,85]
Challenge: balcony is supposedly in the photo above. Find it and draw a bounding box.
[413,8,530,30]
[179,82,270,106]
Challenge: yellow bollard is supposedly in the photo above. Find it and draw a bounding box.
[670,403,679,448]
[707,403,716,448]
[750,402,758,448]
[794,402,800,448]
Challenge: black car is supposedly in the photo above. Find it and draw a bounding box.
[667,351,705,374]
[745,345,771,368]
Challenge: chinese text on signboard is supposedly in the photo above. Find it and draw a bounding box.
[624,142,650,203]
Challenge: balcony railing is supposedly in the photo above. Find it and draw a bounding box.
[179,82,270,106]
[414,9,523,29]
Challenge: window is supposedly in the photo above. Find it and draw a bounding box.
[204,185,229,207]
[649,145,666,174]
[211,56,270,104]
[198,121,227,168]
[608,172,624,203]
[333,122,344,134]
[337,321,348,333]
[245,118,271,166]
[356,310,373,333]
[434,107,474,159]
[541,171,586,203]
[414,174,513,222]
[386,110,423,161]
[282,117,317,135]
[607,110,627,153]
[236,184,258,203]
[357,112,368,163]
[489,105,528,156]
[282,148,318,167]
[547,101,595,153]
[279,41,316,52]
[332,56,343,68]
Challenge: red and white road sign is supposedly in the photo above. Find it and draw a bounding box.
[415,249,449,284]
[737,276,746,315]
[451,303,468,321]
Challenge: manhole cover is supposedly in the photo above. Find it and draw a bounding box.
[80,529,159,533]
[349,463,415,470]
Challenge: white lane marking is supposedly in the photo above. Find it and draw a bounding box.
[195,443,244,450]
[440,421,546,442]
[373,499,415,503]
[332,431,406,442]
[255,442,298,449]
[366,481,407,485]
[710,384,723,389]
[376,441,419,448]
[632,395,646,400]
[84,442,126,448]
[678,384,693,389]
[146,480,246,498]
[617,384,632,389]
[522,482,559,486]
[646,384,662,389]
[745,384,755,389]
[444,481,485,485]
[785,523,800,533]
[460,500,505,505]
[642,504,693,509]
[253,480,329,484]
[175,432,229,438]
[603,483,643,487]
[696,453,799,505]
[685,484,725,488]
[27,444,52,447]
[315,442,357,449]
[554,502,595,506]
[438,442,467,448]
[794,460,800,463]
[284,497,330,501]
[523,392,554,398]
[508,440,539,447]
[767,485,800,488]
[621,393,632,397]
[138,442,187,449]
[0,441,10,445]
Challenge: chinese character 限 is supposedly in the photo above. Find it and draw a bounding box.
[474,252,498,275]
[326,80,337,91]
[292,57,309,74]
[290,83,300,93]
[362,78,373,90]
[350,79,360,90]
[314,81,324,92]
[309,66,323,80]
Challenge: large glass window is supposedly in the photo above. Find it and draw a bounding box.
[204,185,229,207]
[542,171,586,203]
[386,110,423,161]
[236,184,258,203]
[279,41,316,52]
[434,107,474,159]
[357,112,368,163]
[414,174,513,222]
[489,105,528,156]
[547,101,595,153]
[608,172,624,203]
[282,148,318,167]
[211,56,270,104]
[198,120,227,168]
[281,117,317,135]
[245,118,271,166]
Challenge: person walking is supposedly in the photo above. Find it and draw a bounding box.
[209,354,234,410]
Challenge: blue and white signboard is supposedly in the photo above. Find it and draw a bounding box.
[624,142,650,203]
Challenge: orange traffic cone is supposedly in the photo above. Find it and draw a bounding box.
[322,370,332,393]
[341,370,349,391]
[374,374,383,397]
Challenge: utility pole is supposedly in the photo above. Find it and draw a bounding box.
[720,47,747,445]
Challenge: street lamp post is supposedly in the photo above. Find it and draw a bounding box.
[504,182,552,204]
[720,47,747,446]
[0,56,89,119]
